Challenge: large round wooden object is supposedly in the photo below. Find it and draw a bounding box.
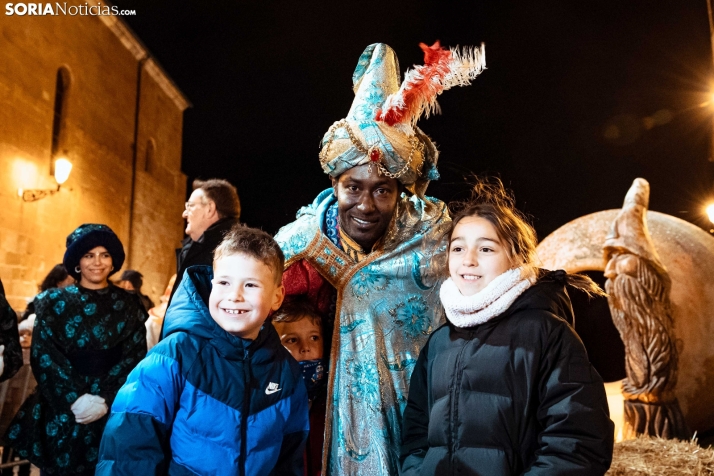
[537,210,714,432]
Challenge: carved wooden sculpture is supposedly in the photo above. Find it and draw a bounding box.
[602,178,690,440]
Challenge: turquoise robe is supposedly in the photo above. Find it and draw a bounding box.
[275,189,449,475]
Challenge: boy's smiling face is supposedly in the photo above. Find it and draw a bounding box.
[209,253,284,340]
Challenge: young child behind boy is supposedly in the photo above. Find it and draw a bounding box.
[272,299,327,476]
[96,226,309,476]
[400,178,614,476]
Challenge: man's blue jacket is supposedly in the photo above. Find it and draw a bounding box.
[96,265,309,476]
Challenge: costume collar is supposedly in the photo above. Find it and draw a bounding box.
[338,226,384,263]
[313,189,446,257]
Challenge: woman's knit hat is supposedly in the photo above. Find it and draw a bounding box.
[63,224,125,280]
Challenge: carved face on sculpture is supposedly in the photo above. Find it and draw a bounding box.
[605,251,668,308]
[604,251,639,280]
[604,249,674,395]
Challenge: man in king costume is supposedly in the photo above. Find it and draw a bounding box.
[275,42,486,474]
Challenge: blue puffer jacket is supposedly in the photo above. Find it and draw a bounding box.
[96,265,309,476]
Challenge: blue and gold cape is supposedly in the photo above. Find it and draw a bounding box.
[276,189,449,475]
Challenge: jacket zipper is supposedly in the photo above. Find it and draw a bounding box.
[240,349,251,476]
[449,335,470,474]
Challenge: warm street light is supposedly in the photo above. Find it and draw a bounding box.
[18,157,73,202]
[54,158,72,185]
[706,203,714,225]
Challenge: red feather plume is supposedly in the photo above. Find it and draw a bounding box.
[376,41,486,127]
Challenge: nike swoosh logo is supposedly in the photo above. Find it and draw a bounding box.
[265,387,281,395]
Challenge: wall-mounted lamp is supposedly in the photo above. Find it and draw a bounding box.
[18,158,73,202]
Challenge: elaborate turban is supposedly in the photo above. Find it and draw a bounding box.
[319,41,486,197]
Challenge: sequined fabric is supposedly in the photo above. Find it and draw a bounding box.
[276,189,449,475]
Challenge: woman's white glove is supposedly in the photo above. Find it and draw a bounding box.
[0,345,5,377]
[70,394,107,424]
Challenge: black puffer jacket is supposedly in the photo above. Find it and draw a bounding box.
[169,217,239,304]
[400,270,614,476]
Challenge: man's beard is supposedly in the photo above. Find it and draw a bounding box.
[605,261,677,399]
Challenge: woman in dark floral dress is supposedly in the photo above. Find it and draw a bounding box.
[5,224,147,476]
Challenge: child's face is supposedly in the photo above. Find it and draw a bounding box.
[273,317,323,362]
[209,253,284,340]
[448,216,513,296]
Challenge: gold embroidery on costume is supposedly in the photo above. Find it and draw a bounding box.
[338,228,384,263]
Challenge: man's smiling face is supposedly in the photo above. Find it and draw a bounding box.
[332,163,401,251]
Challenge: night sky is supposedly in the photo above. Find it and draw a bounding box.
[113,0,714,239]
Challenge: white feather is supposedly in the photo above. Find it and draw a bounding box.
[443,43,487,90]
[379,43,486,125]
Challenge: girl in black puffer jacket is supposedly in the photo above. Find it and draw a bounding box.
[400,178,614,476]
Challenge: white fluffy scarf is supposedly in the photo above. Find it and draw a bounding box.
[439,267,533,328]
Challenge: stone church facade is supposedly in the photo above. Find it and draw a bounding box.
[0,7,189,310]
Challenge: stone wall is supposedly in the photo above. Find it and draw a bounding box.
[0,5,188,310]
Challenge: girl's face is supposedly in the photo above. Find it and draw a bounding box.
[448,216,513,296]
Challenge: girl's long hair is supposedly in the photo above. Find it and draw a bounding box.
[435,176,604,297]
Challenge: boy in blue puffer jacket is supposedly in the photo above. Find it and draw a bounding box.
[96,226,309,476]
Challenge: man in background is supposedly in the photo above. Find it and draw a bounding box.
[170,178,240,302]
